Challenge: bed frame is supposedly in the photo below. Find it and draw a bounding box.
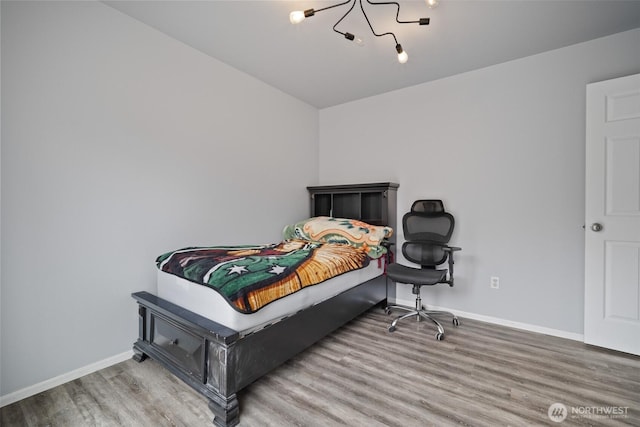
[132,274,386,426]
[132,182,397,426]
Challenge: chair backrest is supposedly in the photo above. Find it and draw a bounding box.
[402,200,454,267]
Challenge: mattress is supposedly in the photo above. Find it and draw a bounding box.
[157,260,384,334]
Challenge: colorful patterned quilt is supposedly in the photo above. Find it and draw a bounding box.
[157,239,370,314]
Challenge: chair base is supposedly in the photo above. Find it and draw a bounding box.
[385,303,459,341]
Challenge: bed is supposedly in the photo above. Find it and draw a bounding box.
[132,215,394,427]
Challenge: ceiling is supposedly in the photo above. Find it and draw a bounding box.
[104,0,640,108]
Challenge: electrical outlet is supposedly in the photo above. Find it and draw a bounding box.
[490,276,500,289]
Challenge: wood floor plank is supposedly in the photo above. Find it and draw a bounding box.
[2,308,639,426]
[63,377,116,427]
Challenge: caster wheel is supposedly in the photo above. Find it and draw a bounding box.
[384,308,392,315]
[453,317,460,327]
[436,333,445,341]
[388,325,396,333]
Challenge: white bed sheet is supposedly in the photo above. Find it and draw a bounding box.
[156,260,384,334]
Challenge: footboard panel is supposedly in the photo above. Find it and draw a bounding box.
[131,274,386,427]
[132,292,240,425]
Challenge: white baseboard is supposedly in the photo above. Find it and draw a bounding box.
[0,349,134,408]
[392,298,584,342]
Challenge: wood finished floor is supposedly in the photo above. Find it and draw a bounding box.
[2,308,639,426]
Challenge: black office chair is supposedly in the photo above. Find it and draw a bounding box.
[385,200,461,340]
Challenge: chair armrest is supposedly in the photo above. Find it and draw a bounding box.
[380,240,395,249]
[380,240,396,265]
[443,246,460,286]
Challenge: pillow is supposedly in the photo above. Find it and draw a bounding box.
[283,216,393,259]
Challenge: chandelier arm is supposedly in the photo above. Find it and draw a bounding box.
[359,0,398,44]
[315,0,354,14]
[332,0,358,36]
[365,0,430,25]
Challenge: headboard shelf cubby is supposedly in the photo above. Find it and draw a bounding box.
[307,182,398,241]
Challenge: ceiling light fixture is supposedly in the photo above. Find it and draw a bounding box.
[289,0,432,64]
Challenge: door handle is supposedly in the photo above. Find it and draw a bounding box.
[591,223,603,232]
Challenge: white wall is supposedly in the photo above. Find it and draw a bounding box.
[319,29,640,335]
[0,1,318,398]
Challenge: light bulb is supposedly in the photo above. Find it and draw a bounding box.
[396,44,408,64]
[289,10,305,24]
[345,32,365,46]
[426,0,439,8]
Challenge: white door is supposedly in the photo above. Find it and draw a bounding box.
[585,73,640,356]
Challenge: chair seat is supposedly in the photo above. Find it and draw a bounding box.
[386,263,448,286]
